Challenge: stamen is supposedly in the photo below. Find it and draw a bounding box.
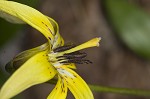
[63,52,87,59]
[61,59,92,64]
[49,38,100,66]
[53,44,76,53]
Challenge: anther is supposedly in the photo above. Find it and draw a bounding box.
[63,52,87,59]
[53,44,76,52]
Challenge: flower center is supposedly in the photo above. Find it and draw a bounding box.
[48,44,92,67]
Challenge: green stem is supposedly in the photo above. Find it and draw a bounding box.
[47,79,150,97]
[89,84,150,97]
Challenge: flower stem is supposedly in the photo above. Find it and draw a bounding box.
[89,84,150,97]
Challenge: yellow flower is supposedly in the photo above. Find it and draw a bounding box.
[0,0,101,99]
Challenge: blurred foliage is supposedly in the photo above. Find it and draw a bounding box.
[0,68,7,86]
[103,0,150,59]
[0,0,39,47]
[13,0,39,8]
[0,20,22,47]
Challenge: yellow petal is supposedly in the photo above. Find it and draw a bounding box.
[6,43,49,73]
[47,75,68,99]
[0,1,54,41]
[0,8,25,24]
[59,67,94,99]
[0,50,56,99]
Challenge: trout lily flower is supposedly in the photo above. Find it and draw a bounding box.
[0,0,101,99]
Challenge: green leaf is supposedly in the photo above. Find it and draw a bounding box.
[103,0,150,58]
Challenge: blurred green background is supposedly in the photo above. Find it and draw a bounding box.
[1,0,150,99]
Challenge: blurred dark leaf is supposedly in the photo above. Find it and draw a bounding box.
[0,19,22,47]
[13,0,39,7]
[103,0,150,59]
[0,0,39,47]
[0,69,7,86]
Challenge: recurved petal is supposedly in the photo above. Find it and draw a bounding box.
[0,51,56,99]
[47,75,68,99]
[60,67,94,99]
[47,17,64,49]
[0,0,54,41]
